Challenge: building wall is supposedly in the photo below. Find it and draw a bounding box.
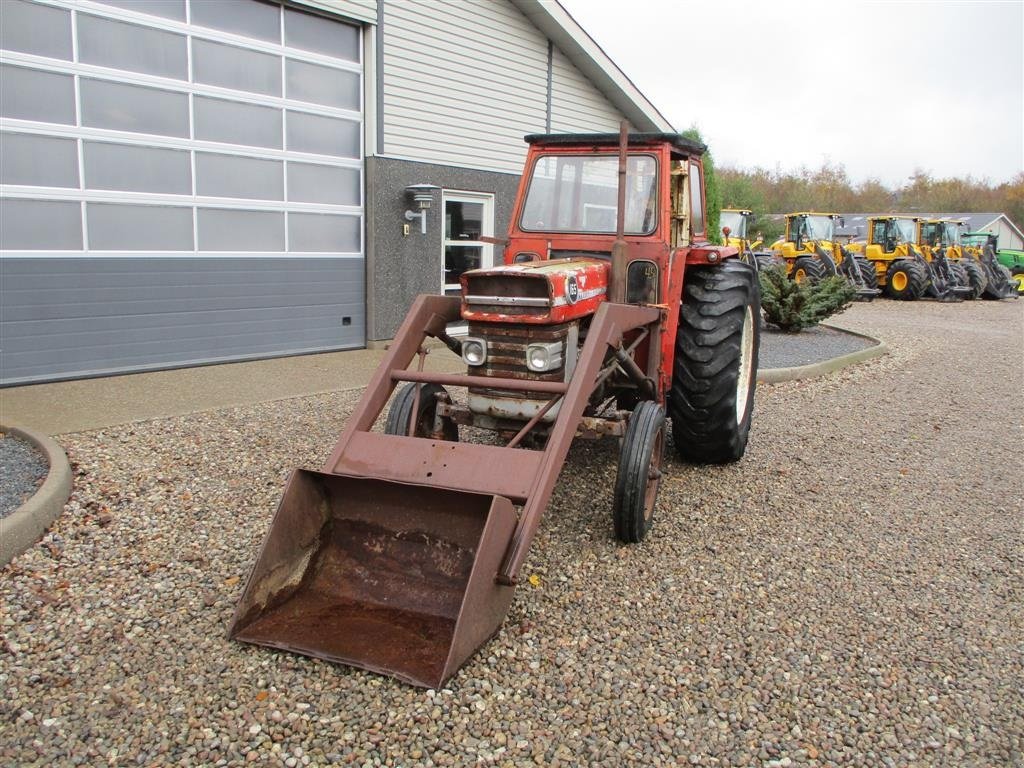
[982,217,1024,250]
[0,0,366,384]
[549,44,623,132]
[379,0,626,173]
[365,156,521,341]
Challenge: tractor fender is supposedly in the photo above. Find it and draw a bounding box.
[686,244,740,266]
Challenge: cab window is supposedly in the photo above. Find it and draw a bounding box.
[689,162,705,237]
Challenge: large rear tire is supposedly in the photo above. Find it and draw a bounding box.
[612,401,666,543]
[385,383,458,440]
[961,258,987,299]
[884,259,928,300]
[791,256,826,285]
[1011,266,1024,295]
[670,260,760,464]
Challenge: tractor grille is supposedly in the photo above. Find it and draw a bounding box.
[466,322,569,398]
[463,274,550,317]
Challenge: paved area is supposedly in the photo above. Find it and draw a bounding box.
[0,300,1021,767]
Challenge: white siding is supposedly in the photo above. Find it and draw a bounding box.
[382,0,548,173]
[298,0,377,25]
[550,44,624,133]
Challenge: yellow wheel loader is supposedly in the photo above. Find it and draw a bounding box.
[770,212,879,298]
[857,216,971,301]
[917,219,982,299]
[720,208,781,273]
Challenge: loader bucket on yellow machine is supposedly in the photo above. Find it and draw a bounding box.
[229,470,517,688]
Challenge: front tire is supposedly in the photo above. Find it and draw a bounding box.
[855,257,879,297]
[884,259,928,300]
[384,383,458,440]
[791,256,826,285]
[961,258,987,299]
[612,401,666,543]
[670,260,760,464]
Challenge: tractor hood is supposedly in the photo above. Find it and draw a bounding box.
[460,258,608,324]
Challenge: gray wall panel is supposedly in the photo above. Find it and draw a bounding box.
[0,257,364,384]
[365,156,520,341]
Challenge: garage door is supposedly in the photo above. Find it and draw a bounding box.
[0,0,365,385]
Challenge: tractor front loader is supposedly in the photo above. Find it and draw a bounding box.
[230,128,761,688]
[917,219,982,299]
[770,212,879,299]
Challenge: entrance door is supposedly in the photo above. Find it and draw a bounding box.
[443,191,494,296]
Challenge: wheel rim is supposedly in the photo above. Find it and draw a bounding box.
[794,268,806,284]
[1014,273,1024,292]
[735,306,754,423]
[643,426,665,524]
[891,271,908,292]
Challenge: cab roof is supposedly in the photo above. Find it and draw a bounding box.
[524,132,706,158]
[787,211,840,217]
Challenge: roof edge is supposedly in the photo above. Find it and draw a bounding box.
[511,0,674,133]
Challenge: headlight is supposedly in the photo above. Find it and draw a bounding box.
[525,341,564,372]
[461,337,487,366]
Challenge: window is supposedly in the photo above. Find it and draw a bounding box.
[689,162,705,237]
[520,154,657,235]
[443,192,494,295]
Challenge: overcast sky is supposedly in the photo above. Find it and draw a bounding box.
[558,0,1024,187]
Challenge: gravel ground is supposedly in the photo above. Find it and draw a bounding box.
[0,432,48,519]
[759,324,874,369]
[1,300,1021,767]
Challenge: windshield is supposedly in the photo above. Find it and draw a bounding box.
[719,211,746,239]
[792,215,834,241]
[894,219,915,243]
[520,154,658,235]
[942,223,961,246]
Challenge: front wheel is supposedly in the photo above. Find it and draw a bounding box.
[884,259,927,300]
[961,258,987,299]
[384,383,458,440]
[855,257,879,298]
[670,260,760,464]
[791,256,826,285]
[612,401,666,543]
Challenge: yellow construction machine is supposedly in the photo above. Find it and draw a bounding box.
[770,212,879,298]
[719,208,780,272]
[854,216,971,301]
[917,218,984,299]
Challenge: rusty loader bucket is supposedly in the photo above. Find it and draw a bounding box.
[229,295,660,687]
[229,471,515,688]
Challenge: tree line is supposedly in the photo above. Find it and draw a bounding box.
[716,162,1024,244]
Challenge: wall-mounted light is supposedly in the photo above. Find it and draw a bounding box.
[404,183,440,234]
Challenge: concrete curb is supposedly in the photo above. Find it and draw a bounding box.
[758,324,888,384]
[1,424,73,568]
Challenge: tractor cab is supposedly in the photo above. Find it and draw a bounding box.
[918,219,964,257]
[720,208,750,246]
[787,212,837,252]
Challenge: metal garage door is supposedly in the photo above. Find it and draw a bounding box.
[0,0,365,385]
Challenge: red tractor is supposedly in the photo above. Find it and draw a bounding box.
[231,128,761,687]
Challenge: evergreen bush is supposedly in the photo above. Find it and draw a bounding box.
[758,266,857,332]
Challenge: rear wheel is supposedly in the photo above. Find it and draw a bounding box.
[792,256,826,285]
[385,383,458,440]
[613,401,666,543]
[884,259,927,300]
[961,258,987,299]
[755,253,785,273]
[670,260,760,464]
[1012,266,1024,295]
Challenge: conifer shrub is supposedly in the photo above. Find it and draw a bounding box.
[758,266,857,332]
